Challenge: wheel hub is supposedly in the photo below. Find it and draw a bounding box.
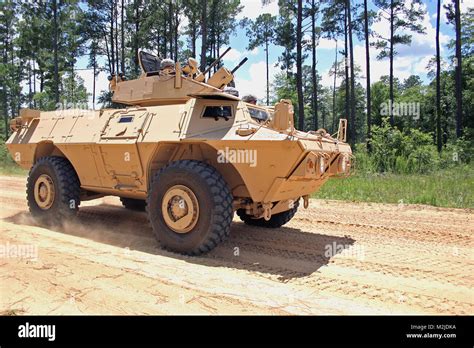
[162,185,199,233]
[34,174,55,210]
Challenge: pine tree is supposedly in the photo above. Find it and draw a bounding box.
[373,0,426,126]
[245,14,276,106]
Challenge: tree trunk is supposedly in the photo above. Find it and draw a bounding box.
[121,0,125,73]
[454,0,463,137]
[311,0,318,131]
[53,0,59,103]
[28,60,32,108]
[169,1,173,59]
[296,0,304,130]
[332,40,338,134]
[134,1,140,75]
[93,49,97,109]
[436,0,442,152]
[33,56,36,108]
[389,0,394,126]
[40,71,44,92]
[347,0,356,145]
[110,1,115,74]
[344,7,350,129]
[105,30,112,73]
[174,10,179,62]
[364,0,372,152]
[3,29,9,139]
[163,11,168,57]
[200,0,207,71]
[2,88,7,139]
[115,0,119,74]
[191,27,196,58]
[265,38,270,106]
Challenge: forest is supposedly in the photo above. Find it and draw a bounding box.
[0,0,473,207]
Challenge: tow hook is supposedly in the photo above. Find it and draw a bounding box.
[303,195,309,209]
[262,202,272,221]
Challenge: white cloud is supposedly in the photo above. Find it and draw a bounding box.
[442,0,474,16]
[320,66,336,88]
[318,38,338,50]
[250,47,259,55]
[222,47,259,67]
[461,1,473,13]
[371,1,449,57]
[317,0,456,88]
[223,48,245,63]
[237,0,279,19]
[234,60,276,102]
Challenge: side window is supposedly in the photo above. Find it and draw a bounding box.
[202,106,232,121]
[248,107,269,122]
[118,115,134,123]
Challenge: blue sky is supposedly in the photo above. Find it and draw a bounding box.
[75,0,472,107]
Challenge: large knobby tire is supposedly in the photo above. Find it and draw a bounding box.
[146,160,233,255]
[27,156,80,224]
[120,197,146,211]
[237,200,300,228]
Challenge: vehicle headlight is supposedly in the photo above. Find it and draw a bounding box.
[319,157,325,174]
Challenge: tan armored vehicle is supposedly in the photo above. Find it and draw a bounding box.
[6,50,352,255]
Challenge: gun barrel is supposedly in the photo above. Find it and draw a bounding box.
[202,47,232,76]
[231,57,248,74]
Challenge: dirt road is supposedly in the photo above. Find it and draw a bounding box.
[0,175,472,315]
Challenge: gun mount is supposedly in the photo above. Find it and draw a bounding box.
[110,49,247,106]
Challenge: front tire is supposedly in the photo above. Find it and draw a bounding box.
[237,200,299,228]
[146,160,233,255]
[27,156,81,224]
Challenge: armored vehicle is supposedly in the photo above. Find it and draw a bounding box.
[6,50,352,255]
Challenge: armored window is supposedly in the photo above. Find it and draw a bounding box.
[248,107,269,122]
[202,106,232,120]
[118,115,134,123]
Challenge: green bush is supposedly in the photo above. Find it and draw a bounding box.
[440,136,473,168]
[358,119,471,174]
[0,140,15,166]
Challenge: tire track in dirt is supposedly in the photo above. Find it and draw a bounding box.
[1,175,473,314]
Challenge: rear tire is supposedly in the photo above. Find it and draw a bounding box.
[120,197,146,211]
[27,156,80,224]
[146,160,233,255]
[237,200,299,228]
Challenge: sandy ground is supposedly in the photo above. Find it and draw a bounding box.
[0,175,472,315]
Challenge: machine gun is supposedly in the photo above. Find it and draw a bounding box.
[199,47,232,79]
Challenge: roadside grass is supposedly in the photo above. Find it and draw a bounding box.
[314,166,474,209]
[0,164,27,176]
[1,159,472,209]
